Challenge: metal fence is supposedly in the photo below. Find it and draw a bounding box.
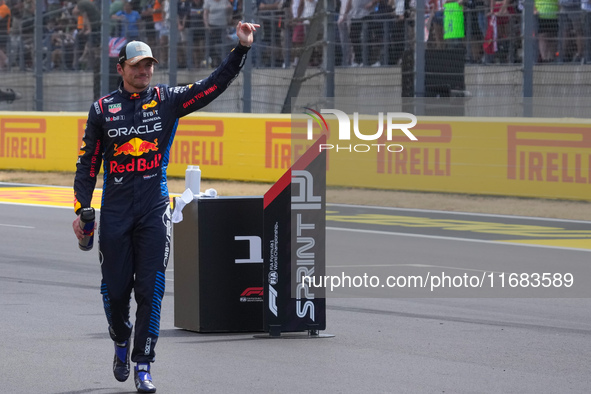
[0,0,590,115]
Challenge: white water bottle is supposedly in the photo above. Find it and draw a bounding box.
[185,165,201,195]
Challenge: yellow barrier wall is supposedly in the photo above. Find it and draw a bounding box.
[0,111,590,201]
[320,116,591,201]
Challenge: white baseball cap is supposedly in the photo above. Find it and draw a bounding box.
[118,41,159,65]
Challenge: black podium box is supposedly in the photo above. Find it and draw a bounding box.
[173,197,264,332]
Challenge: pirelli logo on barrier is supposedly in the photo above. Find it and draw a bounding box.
[507,125,591,184]
[265,121,313,169]
[376,123,452,176]
[0,118,47,159]
[170,119,224,166]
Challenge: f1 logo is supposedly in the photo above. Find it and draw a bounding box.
[234,236,263,264]
[269,285,278,316]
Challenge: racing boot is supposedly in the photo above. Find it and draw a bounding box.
[134,363,156,393]
[113,340,130,382]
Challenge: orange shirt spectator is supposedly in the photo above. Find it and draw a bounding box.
[153,0,164,22]
[0,0,10,69]
[0,0,10,36]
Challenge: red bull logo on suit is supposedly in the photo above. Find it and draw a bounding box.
[114,138,159,156]
[109,154,162,174]
[110,138,161,174]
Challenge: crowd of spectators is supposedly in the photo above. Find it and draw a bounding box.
[0,0,589,71]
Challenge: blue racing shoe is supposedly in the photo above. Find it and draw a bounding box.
[113,340,130,382]
[134,363,156,393]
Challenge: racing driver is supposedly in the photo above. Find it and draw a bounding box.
[72,22,258,393]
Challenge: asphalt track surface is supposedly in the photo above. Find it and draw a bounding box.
[1,184,591,393]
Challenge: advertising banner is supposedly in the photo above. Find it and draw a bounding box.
[1,111,590,201]
[293,110,591,201]
[262,136,326,335]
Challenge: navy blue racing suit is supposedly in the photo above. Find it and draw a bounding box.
[74,44,250,363]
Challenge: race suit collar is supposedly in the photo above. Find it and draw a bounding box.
[117,82,152,100]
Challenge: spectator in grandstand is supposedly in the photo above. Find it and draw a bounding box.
[73,0,101,98]
[204,0,232,67]
[583,0,591,62]
[73,1,86,68]
[389,0,405,65]
[110,0,125,35]
[428,0,444,49]
[404,0,419,45]
[290,0,303,66]
[45,0,62,23]
[4,0,23,69]
[177,0,190,67]
[463,0,486,63]
[559,0,584,62]
[20,0,35,69]
[73,0,100,66]
[374,0,406,66]
[140,0,157,47]
[113,1,142,40]
[142,0,168,67]
[366,0,391,67]
[159,0,170,67]
[491,0,520,62]
[277,0,290,67]
[0,0,10,70]
[256,0,283,66]
[293,0,322,66]
[188,0,206,67]
[45,18,59,68]
[111,0,125,15]
[232,0,242,21]
[342,0,378,66]
[534,0,559,62]
[50,17,77,70]
[337,0,353,66]
[443,0,466,51]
